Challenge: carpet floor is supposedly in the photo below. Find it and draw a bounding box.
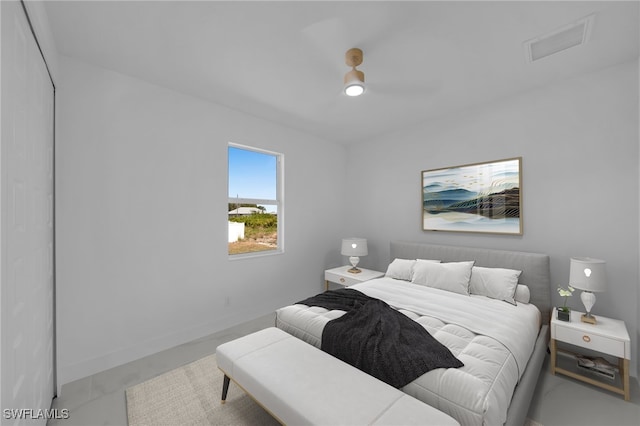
[125,354,279,426]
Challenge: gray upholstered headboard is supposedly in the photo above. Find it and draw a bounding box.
[390,241,552,325]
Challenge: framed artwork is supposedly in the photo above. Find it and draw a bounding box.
[422,157,522,235]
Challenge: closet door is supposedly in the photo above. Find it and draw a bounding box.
[1,0,55,423]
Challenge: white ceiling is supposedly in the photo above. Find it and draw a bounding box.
[43,1,639,144]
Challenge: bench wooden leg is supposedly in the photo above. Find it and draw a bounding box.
[221,374,230,404]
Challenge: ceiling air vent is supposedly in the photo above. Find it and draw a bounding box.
[524,14,595,63]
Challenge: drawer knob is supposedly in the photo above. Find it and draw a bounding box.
[582,335,591,343]
[340,278,345,283]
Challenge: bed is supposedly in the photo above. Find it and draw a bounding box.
[276,241,550,426]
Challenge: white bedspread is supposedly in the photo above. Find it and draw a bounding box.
[352,277,541,378]
[276,277,542,425]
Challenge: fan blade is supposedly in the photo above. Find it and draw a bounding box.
[366,80,443,98]
[301,17,350,73]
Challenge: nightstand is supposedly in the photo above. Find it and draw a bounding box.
[324,266,385,291]
[550,308,631,401]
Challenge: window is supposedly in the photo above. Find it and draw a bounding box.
[228,144,283,257]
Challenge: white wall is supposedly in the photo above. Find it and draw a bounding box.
[55,56,347,388]
[346,60,639,378]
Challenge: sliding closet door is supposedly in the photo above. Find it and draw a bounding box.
[1,0,55,423]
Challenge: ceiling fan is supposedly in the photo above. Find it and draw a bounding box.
[301,15,442,109]
[340,46,438,100]
[343,48,365,96]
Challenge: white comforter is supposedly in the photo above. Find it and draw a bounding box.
[353,277,541,378]
[275,277,542,426]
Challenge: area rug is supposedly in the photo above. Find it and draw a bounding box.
[127,353,545,426]
[125,354,279,426]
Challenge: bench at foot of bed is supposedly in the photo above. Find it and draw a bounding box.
[216,327,459,425]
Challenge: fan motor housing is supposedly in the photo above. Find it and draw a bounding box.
[344,69,365,85]
[345,48,363,68]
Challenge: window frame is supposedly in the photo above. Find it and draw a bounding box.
[227,142,284,259]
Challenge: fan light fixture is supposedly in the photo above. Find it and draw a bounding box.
[344,48,365,96]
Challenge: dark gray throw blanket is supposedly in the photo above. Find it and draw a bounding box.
[296,288,463,388]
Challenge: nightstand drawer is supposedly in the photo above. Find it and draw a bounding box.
[555,327,625,358]
[324,270,361,286]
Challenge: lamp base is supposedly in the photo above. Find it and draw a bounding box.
[581,313,597,324]
[347,256,361,274]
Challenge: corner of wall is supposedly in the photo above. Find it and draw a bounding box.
[21,0,59,82]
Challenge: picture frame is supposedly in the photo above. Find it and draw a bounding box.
[422,157,522,235]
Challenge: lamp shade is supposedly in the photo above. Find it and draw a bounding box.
[569,257,607,292]
[341,238,368,257]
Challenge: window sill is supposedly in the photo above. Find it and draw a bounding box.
[228,249,284,261]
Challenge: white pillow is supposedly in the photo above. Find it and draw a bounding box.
[411,261,474,295]
[469,266,522,305]
[514,284,530,304]
[385,258,440,281]
[385,258,416,281]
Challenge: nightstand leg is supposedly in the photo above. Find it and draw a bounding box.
[620,358,630,401]
[325,280,329,292]
[550,339,557,375]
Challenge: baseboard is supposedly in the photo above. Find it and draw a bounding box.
[56,306,274,394]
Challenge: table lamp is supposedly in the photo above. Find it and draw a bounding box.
[341,238,368,273]
[569,257,607,324]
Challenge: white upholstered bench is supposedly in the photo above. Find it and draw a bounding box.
[216,327,459,425]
